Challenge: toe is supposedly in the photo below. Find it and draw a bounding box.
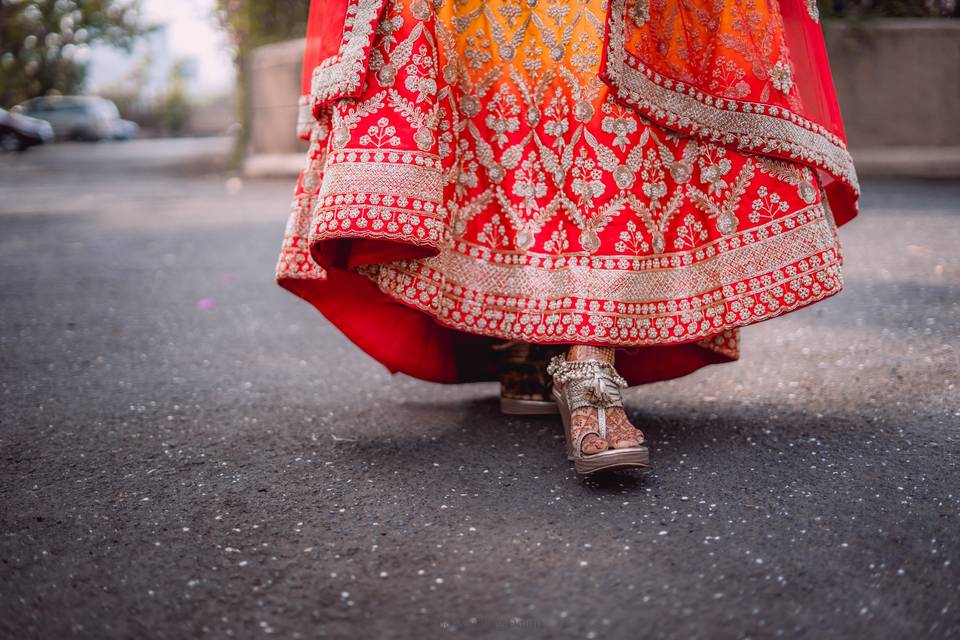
[603,408,645,449]
[581,434,608,454]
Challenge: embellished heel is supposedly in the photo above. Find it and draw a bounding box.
[496,342,561,416]
[547,354,649,475]
[500,394,559,416]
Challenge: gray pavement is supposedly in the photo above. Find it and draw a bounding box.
[1,139,959,639]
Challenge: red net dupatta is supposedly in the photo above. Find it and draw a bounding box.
[598,0,859,226]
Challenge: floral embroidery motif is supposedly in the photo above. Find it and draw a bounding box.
[750,186,790,224]
[770,59,794,94]
[629,0,650,26]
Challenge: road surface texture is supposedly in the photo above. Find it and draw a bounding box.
[1,139,958,639]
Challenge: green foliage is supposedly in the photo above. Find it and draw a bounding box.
[161,59,191,135]
[0,0,152,107]
[819,0,959,18]
[214,0,309,61]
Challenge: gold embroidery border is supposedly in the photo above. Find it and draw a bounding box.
[310,154,448,248]
[319,154,446,204]
[381,211,840,307]
[373,247,843,347]
[446,204,831,272]
[600,0,858,196]
[309,205,446,249]
[308,0,389,105]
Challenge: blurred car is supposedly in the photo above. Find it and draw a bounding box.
[0,108,54,152]
[109,118,140,141]
[13,96,135,142]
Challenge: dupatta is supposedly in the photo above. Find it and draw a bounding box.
[598,0,858,225]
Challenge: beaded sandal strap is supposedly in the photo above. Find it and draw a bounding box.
[546,355,627,412]
[548,355,628,447]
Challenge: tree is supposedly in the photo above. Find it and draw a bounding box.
[0,0,152,108]
[161,58,192,135]
[213,0,308,161]
[213,0,308,58]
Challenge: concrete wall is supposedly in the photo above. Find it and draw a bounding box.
[825,19,960,176]
[245,19,960,177]
[825,20,960,148]
[246,39,307,158]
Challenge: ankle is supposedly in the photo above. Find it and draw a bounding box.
[566,345,614,364]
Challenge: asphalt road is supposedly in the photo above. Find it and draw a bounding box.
[1,139,959,639]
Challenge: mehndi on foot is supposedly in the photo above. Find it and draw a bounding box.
[547,347,649,475]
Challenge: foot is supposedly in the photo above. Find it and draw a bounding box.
[565,346,644,455]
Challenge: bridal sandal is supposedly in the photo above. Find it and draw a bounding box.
[495,342,561,415]
[547,354,650,475]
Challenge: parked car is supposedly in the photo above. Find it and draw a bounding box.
[0,108,54,152]
[109,118,140,140]
[13,96,136,142]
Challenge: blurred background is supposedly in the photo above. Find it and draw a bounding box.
[0,0,309,152]
[0,0,957,173]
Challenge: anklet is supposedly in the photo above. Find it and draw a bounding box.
[547,355,627,408]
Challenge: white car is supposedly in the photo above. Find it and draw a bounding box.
[0,108,54,152]
[14,96,135,142]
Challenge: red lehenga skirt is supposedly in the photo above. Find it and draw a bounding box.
[276,0,859,385]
